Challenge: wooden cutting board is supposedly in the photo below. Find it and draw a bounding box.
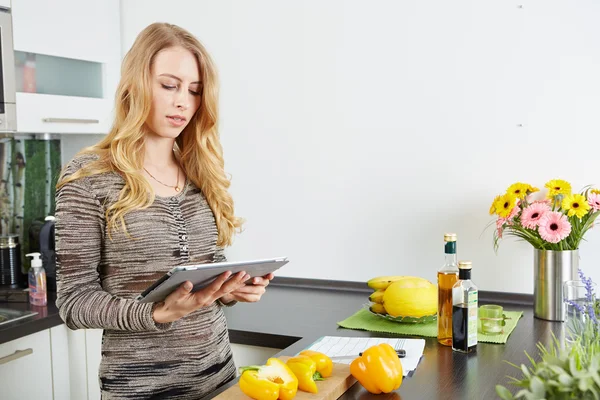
[214,357,358,400]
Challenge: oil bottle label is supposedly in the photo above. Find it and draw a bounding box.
[467,291,478,347]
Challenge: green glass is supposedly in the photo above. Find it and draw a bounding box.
[478,305,504,334]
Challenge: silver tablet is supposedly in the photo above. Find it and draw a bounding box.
[136,257,289,303]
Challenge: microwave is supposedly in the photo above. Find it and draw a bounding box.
[0,8,15,132]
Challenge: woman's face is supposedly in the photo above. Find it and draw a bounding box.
[146,46,202,139]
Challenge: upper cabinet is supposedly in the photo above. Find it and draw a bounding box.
[11,0,121,134]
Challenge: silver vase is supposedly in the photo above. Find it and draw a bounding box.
[533,249,579,321]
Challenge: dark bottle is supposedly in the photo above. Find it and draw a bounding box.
[452,261,478,353]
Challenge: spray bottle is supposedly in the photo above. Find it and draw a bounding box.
[26,252,47,306]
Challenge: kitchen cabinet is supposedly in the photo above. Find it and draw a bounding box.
[11,0,121,134]
[50,325,71,400]
[0,329,53,400]
[86,329,103,400]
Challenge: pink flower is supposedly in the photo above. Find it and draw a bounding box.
[521,202,551,229]
[588,193,600,212]
[496,217,506,238]
[505,203,520,225]
[538,211,572,243]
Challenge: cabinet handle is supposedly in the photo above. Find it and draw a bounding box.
[0,348,33,365]
[42,118,100,124]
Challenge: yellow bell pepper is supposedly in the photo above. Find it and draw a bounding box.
[239,358,298,400]
[299,350,333,378]
[350,343,403,394]
[286,355,324,393]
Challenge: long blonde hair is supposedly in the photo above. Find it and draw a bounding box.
[57,23,242,246]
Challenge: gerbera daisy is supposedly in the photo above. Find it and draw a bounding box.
[494,193,517,218]
[489,195,501,215]
[588,192,600,212]
[496,218,506,238]
[506,182,539,200]
[538,212,571,243]
[521,202,550,229]
[562,194,591,219]
[545,179,572,198]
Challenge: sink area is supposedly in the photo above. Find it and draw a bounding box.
[0,308,38,327]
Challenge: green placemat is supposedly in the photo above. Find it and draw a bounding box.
[337,309,523,344]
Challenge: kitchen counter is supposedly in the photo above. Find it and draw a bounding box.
[0,279,562,399]
[0,291,62,345]
[212,278,562,400]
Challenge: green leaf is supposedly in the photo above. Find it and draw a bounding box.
[558,373,574,386]
[496,385,515,400]
[522,364,532,378]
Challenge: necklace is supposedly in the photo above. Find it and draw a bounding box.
[143,166,181,192]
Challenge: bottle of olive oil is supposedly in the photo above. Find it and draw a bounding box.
[452,261,478,353]
[437,233,458,347]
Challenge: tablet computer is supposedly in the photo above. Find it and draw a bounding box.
[136,257,289,303]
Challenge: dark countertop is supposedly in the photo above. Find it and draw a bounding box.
[0,291,62,345]
[214,278,563,400]
[0,279,563,399]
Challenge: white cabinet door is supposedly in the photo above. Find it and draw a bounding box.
[66,328,88,400]
[0,330,54,400]
[50,325,71,400]
[16,92,113,134]
[86,329,103,400]
[12,0,118,63]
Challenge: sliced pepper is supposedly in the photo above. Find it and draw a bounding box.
[299,350,333,378]
[350,343,403,394]
[286,355,324,393]
[239,358,298,400]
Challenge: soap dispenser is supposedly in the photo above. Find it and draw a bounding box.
[26,252,47,306]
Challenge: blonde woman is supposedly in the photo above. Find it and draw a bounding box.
[55,23,273,399]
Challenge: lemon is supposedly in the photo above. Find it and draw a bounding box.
[382,278,437,318]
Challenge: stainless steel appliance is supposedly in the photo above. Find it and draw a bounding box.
[0,7,16,132]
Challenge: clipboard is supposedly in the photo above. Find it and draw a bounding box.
[136,257,288,303]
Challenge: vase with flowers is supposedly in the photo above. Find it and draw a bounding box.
[489,180,600,321]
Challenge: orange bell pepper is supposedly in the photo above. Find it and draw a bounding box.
[299,350,333,378]
[350,343,403,394]
[239,358,298,400]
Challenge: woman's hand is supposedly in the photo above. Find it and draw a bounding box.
[219,272,275,304]
[152,271,250,324]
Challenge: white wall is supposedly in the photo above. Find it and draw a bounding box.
[61,134,105,165]
[120,0,600,294]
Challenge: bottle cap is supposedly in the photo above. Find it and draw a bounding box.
[26,252,43,268]
[444,233,457,242]
[458,260,472,269]
[45,216,56,221]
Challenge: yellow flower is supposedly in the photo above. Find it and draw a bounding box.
[545,179,572,198]
[494,193,517,218]
[591,189,600,195]
[506,182,538,199]
[489,195,501,215]
[562,194,591,219]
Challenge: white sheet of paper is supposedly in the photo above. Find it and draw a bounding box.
[302,336,425,376]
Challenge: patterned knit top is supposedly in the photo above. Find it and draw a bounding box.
[55,154,236,399]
